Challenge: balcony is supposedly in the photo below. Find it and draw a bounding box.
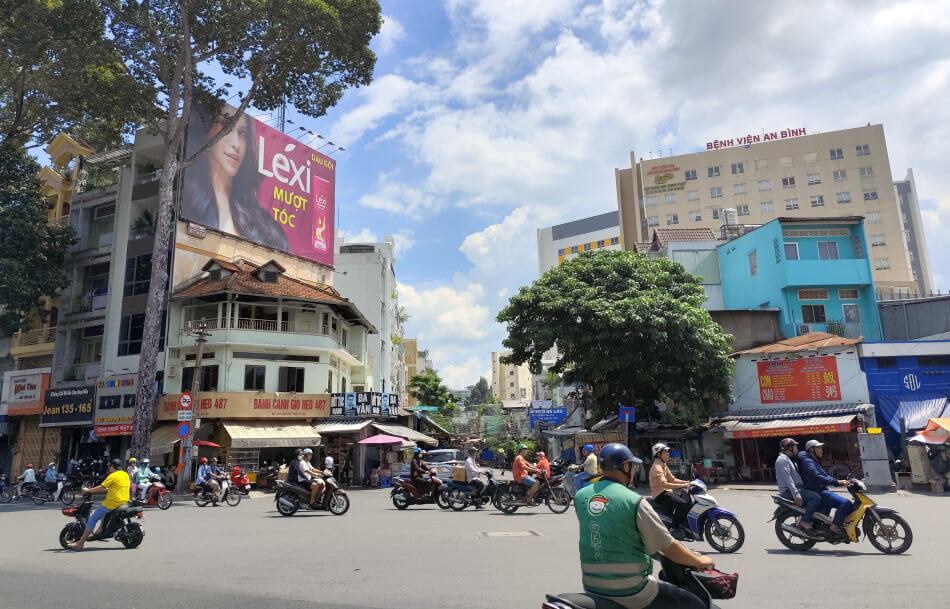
[12,327,57,348]
[784,259,871,287]
[54,362,102,383]
[795,321,882,341]
[181,318,363,363]
[64,293,109,316]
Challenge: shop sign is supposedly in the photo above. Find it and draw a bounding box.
[528,407,568,430]
[41,385,96,427]
[2,369,50,415]
[724,421,852,440]
[94,376,136,435]
[706,127,806,150]
[330,392,399,418]
[94,423,133,437]
[757,356,841,404]
[157,391,331,420]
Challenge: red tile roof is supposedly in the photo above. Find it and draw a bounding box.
[736,332,862,355]
[173,267,347,304]
[632,241,654,253]
[652,227,717,247]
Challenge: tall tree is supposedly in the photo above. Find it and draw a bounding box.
[104,0,382,458]
[0,0,152,149]
[0,144,74,333]
[497,250,734,423]
[465,377,491,406]
[408,370,452,409]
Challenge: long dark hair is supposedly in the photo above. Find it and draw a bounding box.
[182,109,290,251]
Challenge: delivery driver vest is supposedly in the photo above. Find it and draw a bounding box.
[575,480,652,598]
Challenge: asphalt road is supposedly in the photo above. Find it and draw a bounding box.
[0,484,943,609]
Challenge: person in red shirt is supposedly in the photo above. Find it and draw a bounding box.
[512,444,540,505]
[536,452,551,479]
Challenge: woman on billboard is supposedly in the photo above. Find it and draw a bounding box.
[182,109,290,252]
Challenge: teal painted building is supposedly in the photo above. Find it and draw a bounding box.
[717,217,882,341]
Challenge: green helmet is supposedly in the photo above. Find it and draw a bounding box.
[516,443,528,452]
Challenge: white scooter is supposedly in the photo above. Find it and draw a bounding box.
[194,476,241,507]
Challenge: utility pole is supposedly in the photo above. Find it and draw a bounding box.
[180,318,211,495]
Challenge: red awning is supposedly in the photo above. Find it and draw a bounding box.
[722,415,856,440]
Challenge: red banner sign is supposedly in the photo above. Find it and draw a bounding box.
[757,356,841,404]
[95,423,133,437]
[725,421,852,440]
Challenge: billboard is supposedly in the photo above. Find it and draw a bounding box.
[181,105,335,266]
[757,356,841,404]
[1,369,51,416]
[41,386,96,427]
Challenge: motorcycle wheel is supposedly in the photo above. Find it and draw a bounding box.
[392,490,410,510]
[546,488,572,514]
[773,511,816,551]
[194,493,211,507]
[704,513,745,553]
[60,489,76,505]
[121,523,144,549]
[59,523,83,549]
[225,488,242,507]
[157,492,173,510]
[436,490,451,510]
[329,493,350,516]
[866,513,913,555]
[0,488,13,504]
[497,491,519,514]
[33,493,47,505]
[448,489,469,511]
[276,494,299,516]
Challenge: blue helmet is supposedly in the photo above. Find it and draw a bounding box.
[582,444,595,452]
[413,447,422,454]
[598,443,643,472]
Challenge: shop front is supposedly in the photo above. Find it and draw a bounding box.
[1,368,52,472]
[41,385,97,468]
[93,376,138,459]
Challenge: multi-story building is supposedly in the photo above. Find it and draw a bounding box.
[616,124,931,299]
[717,216,883,341]
[491,351,532,402]
[536,211,622,273]
[893,169,933,295]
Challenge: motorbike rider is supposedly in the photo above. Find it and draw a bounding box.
[536,451,551,478]
[196,457,222,505]
[649,443,691,535]
[775,438,821,531]
[16,463,36,497]
[799,440,852,538]
[574,443,713,609]
[410,447,433,496]
[464,448,485,507]
[570,444,599,488]
[513,443,541,505]
[70,458,130,551]
[127,458,138,496]
[135,458,155,500]
[45,462,63,501]
[298,448,326,506]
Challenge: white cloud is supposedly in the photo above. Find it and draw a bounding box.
[330,74,423,145]
[389,230,416,256]
[359,174,444,217]
[337,227,378,243]
[398,282,492,341]
[375,15,407,55]
[438,356,485,390]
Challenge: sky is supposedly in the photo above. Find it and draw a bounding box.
[244,1,950,389]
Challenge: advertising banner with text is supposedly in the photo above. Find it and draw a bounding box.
[41,386,96,427]
[158,392,331,420]
[757,356,841,404]
[330,392,399,418]
[1,369,50,416]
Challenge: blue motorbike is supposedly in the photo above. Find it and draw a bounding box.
[647,479,745,553]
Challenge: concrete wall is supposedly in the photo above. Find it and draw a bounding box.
[709,309,784,351]
[879,296,950,341]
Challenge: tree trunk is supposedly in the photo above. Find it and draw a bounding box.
[130,155,178,458]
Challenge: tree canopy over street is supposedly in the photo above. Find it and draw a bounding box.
[497,250,734,422]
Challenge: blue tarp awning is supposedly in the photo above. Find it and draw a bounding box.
[876,394,950,431]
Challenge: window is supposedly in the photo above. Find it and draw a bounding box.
[874,258,890,270]
[647,216,659,227]
[871,234,886,247]
[810,195,825,207]
[760,201,775,214]
[833,169,847,182]
[733,183,747,195]
[782,176,796,188]
[919,355,950,367]
[863,188,878,200]
[124,254,151,296]
[597,239,606,247]
[99,395,121,410]
[818,241,839,259]
[784,242,800,260]
[801,304,827,323]
[571,246,579,253]
[754,158,768,170]
[583,243,591,251]
[757,180,771,191]
[830,148,844,160]
[117,314,145,356]
[779,155,793,167]
[731,162,744,174]
[836,192,852,204]
[687,190,700,201]
[867,212,882,223]
[807,173,822,185]
[689,210,702,222]
[509,382,514,388]
[856,144,870,156]
[859,166,874,178]
[244,365,266,391]
[708,207,722,219]
[645,196,657,206]
[708,166,720,177]
[278,366,305,392]
[557,248,565,255]
[785,198,799,210]
[666,214,679,225]
[610,237,620,245]
[803,152,818,164]
[749,251,758,276]
[838,289,860,299]
[798,289,829,300]
[685,169,697,180]
[877,357,897,368]
[710,186,723,198]
[181,365,219,392]
[736,204,750,216]
[664,193,676,204]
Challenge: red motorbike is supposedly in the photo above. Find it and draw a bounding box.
[230,466,251,495]
[391,468,450,509]
[131,478,172,510]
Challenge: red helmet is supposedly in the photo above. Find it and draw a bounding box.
[200,457,208,464]
[537,452,546,458]
[27,463,33,469]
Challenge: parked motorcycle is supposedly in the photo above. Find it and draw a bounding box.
[259,461,279,490]
[494,472,572,514]
[230,465,252,495]
[274,475,350,516]
[130,476,172,510]
[771,478,912,554]
[194,478,241,507]
[647,479,745,553]
[58,500,145,549]
[445,470,499,510]
[391,469,450,509]
[0,473,11,503]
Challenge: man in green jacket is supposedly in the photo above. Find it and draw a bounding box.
[573,443,713,608]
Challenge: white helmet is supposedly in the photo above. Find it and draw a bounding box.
[302,448,313,455]
[805,440,824,451]
[652,443,670,457]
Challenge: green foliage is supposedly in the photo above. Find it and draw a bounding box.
[464,377,491,407]
[484,438,536,461]
[476,402,502,417]
[497,250,734,423]
[391,334,403,346]
[417,348,430,360]
[0,143,74,333]
[541,371,562,390]
[408,370,452,410]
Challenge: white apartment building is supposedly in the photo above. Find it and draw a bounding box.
[491,351,532,401]
[616,124,932,298]
[536,211,622,274]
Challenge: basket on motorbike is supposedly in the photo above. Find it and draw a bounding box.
[451,467,467,483]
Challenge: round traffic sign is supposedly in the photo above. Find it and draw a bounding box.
[177,422,190,438]
[178,392,193,410]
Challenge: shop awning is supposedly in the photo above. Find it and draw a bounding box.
[312,418,373,434]
[222,422,321,449]
[149,424,182,456]
[876,394,950,432]
[414,412,452,437]
[372,422,437,445]
[721,414,857,439]
[909,418,950,445]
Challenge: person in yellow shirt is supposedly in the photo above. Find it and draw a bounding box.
[70,458,130,551]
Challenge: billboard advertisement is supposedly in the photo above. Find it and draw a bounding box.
[41,386,96,427]
[1,369,51,416]
[757,356,841,404]
[181,106,335,266]
[157,392,330,420]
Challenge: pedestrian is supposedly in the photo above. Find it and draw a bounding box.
[496,449,507,474]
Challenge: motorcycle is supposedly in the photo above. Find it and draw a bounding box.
[647,479,745,553]
[391,469,450,510]
[494,472,572,514]
[0,473,11,503]
[259,461,279,490]
[130,475,172,510]
[445,470,500,510]
[274,474,350,516]
[58,499,145,549]
[194,477,242,507]
[771,478,913,554]
[230,465,252,495]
